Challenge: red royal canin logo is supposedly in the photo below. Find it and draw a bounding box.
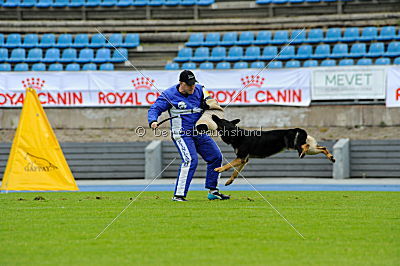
[131,77,155,90]
[241,75,265,88]
[22,77,46,90]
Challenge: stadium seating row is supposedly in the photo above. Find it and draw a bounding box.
[174,42,400,63]
[185,27,400,47]
[0,33,139,48]
[0,62,114,71]
[166,57,400,70]
[0,0,214,7]
[256,0,353,3]
[0,47,128,63]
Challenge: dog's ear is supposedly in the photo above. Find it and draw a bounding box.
[212,115,220,122]
[230,119,240,125]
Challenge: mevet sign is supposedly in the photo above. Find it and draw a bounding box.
[312,66,386,100]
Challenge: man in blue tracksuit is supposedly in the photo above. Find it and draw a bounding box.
[148,70,230,201]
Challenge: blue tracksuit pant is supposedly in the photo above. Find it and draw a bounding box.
[172,133,222,197]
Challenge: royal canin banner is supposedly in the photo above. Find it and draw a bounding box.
[0,69,311,107]
[386,67,400,107]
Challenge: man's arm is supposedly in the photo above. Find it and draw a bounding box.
[148,92,172,128]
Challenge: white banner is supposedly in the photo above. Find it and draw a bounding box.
[0,69,311,107]
[312,66,386,100]
[386,67,400,107]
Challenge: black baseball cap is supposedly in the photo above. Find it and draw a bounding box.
[179,70,198,86]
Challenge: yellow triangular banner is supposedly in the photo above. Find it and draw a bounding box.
[1,88,79,191]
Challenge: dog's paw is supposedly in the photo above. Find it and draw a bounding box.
[214,167,224,173]
[225,179,233,186]
[330,157,336,163]
[299,152,306,159]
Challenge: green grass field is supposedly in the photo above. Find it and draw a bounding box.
[1,191,399,265]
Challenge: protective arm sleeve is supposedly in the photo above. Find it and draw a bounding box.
[147,92,172,127]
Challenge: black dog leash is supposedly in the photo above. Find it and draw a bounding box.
[157,116,179,126]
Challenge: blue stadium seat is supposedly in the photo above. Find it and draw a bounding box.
[285,60,300,68]
[48,63,63,71]
[324,28,341,43]
[394,57,400,65]
[215,62,231,69]
[256,0,272,4]
[56,34,73,48]
[377,26,396,41]
[86,0,102,6]
[306,28,324,43]
[185,33,204,47]
[242,46,260,61]
[271,30,288,45]
[76,48,94,63]
[148,0,163,6]
[68,0,85,7]
[260,46,278,60]
[199,62,214,70]
[375,58,390,65]
[203,32,220,47]
[181,62,196,69]
[3,0,20,7]
[220,32,237,46]
[397,29,400,41]
[72,33,89,48]
[349,43,366,58]
[233,62,248,69]
[331,43,348,58]
[94,48,111,63]
[357,58,372,66]
[209,47,226,62]
[272,0,288,3]
[90,34,106,48]
[39,34,56,48]
[289,0,304,3]
[174,47,192,62]
[122,33,140,48]
[180,0,196,5]
[359,27,378,41]
[8,48,25,62]
[305,0,320,2]
[341,27,359,42]
[290,29,306,44]
[0,48,8,62]
[164,0,179,6]
[320,59,336,67]
[384,42,400,57]
[101,0,118,7]
[22,34,39,48]
[254,31,271,45]
[236,32,254,46]
[60,48,77,63]
[311,44,330,59]
[165,62,180,70]
[65,63,80,71]
[0,63,11,71]
[226,46,243,61]
[31,63,46,71]
[295,45,312,59]
[20,0,36,7]
[116,0,133,7]
[26,48,43,62]
[82,63,97,71]
[4,34,22,48]
[367,42,384,57]
[14,63,29,71]
[106,33,123,47]
[338,59,354,66]
[250,61,265,68]
[278,45,295,60]
[132,0,148,6]
[192,47,209,62]
[303,59,318,67]
[43,48,60,63]
[110,48,128,62]
[196,0,215,6]
[0,34,4,47]
[53,0,69,7]
[268,61,283,68]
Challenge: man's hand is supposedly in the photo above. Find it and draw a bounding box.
[151,122,158,129]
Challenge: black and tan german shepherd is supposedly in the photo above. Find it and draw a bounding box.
[212,115,335,186]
